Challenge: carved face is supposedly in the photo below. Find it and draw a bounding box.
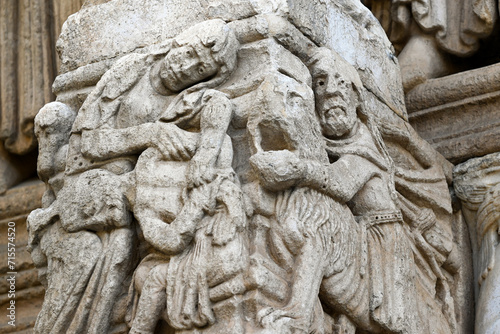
[36,127,66,180]
[34,102,74,181]
[311,57,358,139]
[160,43,219,92]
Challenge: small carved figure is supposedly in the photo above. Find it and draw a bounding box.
[27,103,101,334]
[28,102,76,247]
[29,105,135,334]
[129,93,246,332]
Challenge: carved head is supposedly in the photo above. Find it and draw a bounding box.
[309,48,363,139]
[160,19,239,93]
[34,102,76,181]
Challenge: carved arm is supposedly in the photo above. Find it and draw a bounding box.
[187,90,233,187]
[81,122,197,161]
[250,150,378,203]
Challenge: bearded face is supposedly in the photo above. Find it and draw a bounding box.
[311,57,358,139]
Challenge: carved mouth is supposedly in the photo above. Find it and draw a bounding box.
[162,66,183,91]
[324,105,347,117]
[329,105,346,112]
[323,98,347,114]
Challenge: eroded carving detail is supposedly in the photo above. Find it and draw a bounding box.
[30,8,460,334]
[454,153,500,334]
[365,0,498,91]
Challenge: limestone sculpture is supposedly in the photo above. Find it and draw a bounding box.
[29,2,462,333]
[365,0,498,91]
[454,153,500,334]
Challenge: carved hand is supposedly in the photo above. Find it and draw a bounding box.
[187,158,216,188]
[152,122,196,161]
[201,89,233,113]
[250,150,305,191]
[26,205,58,251]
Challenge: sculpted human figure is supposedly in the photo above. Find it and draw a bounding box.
[308,48,420,333]
[27,103,131,334]
[27,102,93,334]
[251,47,420,333]
[71,19,239,172]
[27,103,92,332]
[112,20,248,332]
[38,19,243,334]
[28,102,76,244]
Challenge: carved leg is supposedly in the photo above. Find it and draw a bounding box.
[129,264,169,334]
[259,233,325,333]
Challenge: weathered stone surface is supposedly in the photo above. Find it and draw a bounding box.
[56,0,406,121]
[454,153,500,334]
[1,1,500,334]
[0,0,85,192]
[0,182,45,334]
[28,1,472,334]
[407,63,500,163]
[0,180,44,221]
[365,0,498,91]
[57,0,212,73]
[0,3,84,331]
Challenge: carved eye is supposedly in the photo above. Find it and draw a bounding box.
[186,50,192,57]
[198,67,204,74]
[315,78,326,88]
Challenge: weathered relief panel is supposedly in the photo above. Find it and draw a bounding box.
[27,1,472,333]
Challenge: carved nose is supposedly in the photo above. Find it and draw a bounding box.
[184,59,201,73]
[325,80,339,94]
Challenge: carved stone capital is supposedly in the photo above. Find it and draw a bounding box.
[454,152,500,334]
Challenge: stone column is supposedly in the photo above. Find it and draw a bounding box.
[454,152,500,334]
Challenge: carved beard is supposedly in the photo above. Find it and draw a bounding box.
[320,105,357,139]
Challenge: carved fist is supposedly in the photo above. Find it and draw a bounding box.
[187,158,216,188]
[250,150,305,191]
[26,206,58,251]
[154,122,196,161]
